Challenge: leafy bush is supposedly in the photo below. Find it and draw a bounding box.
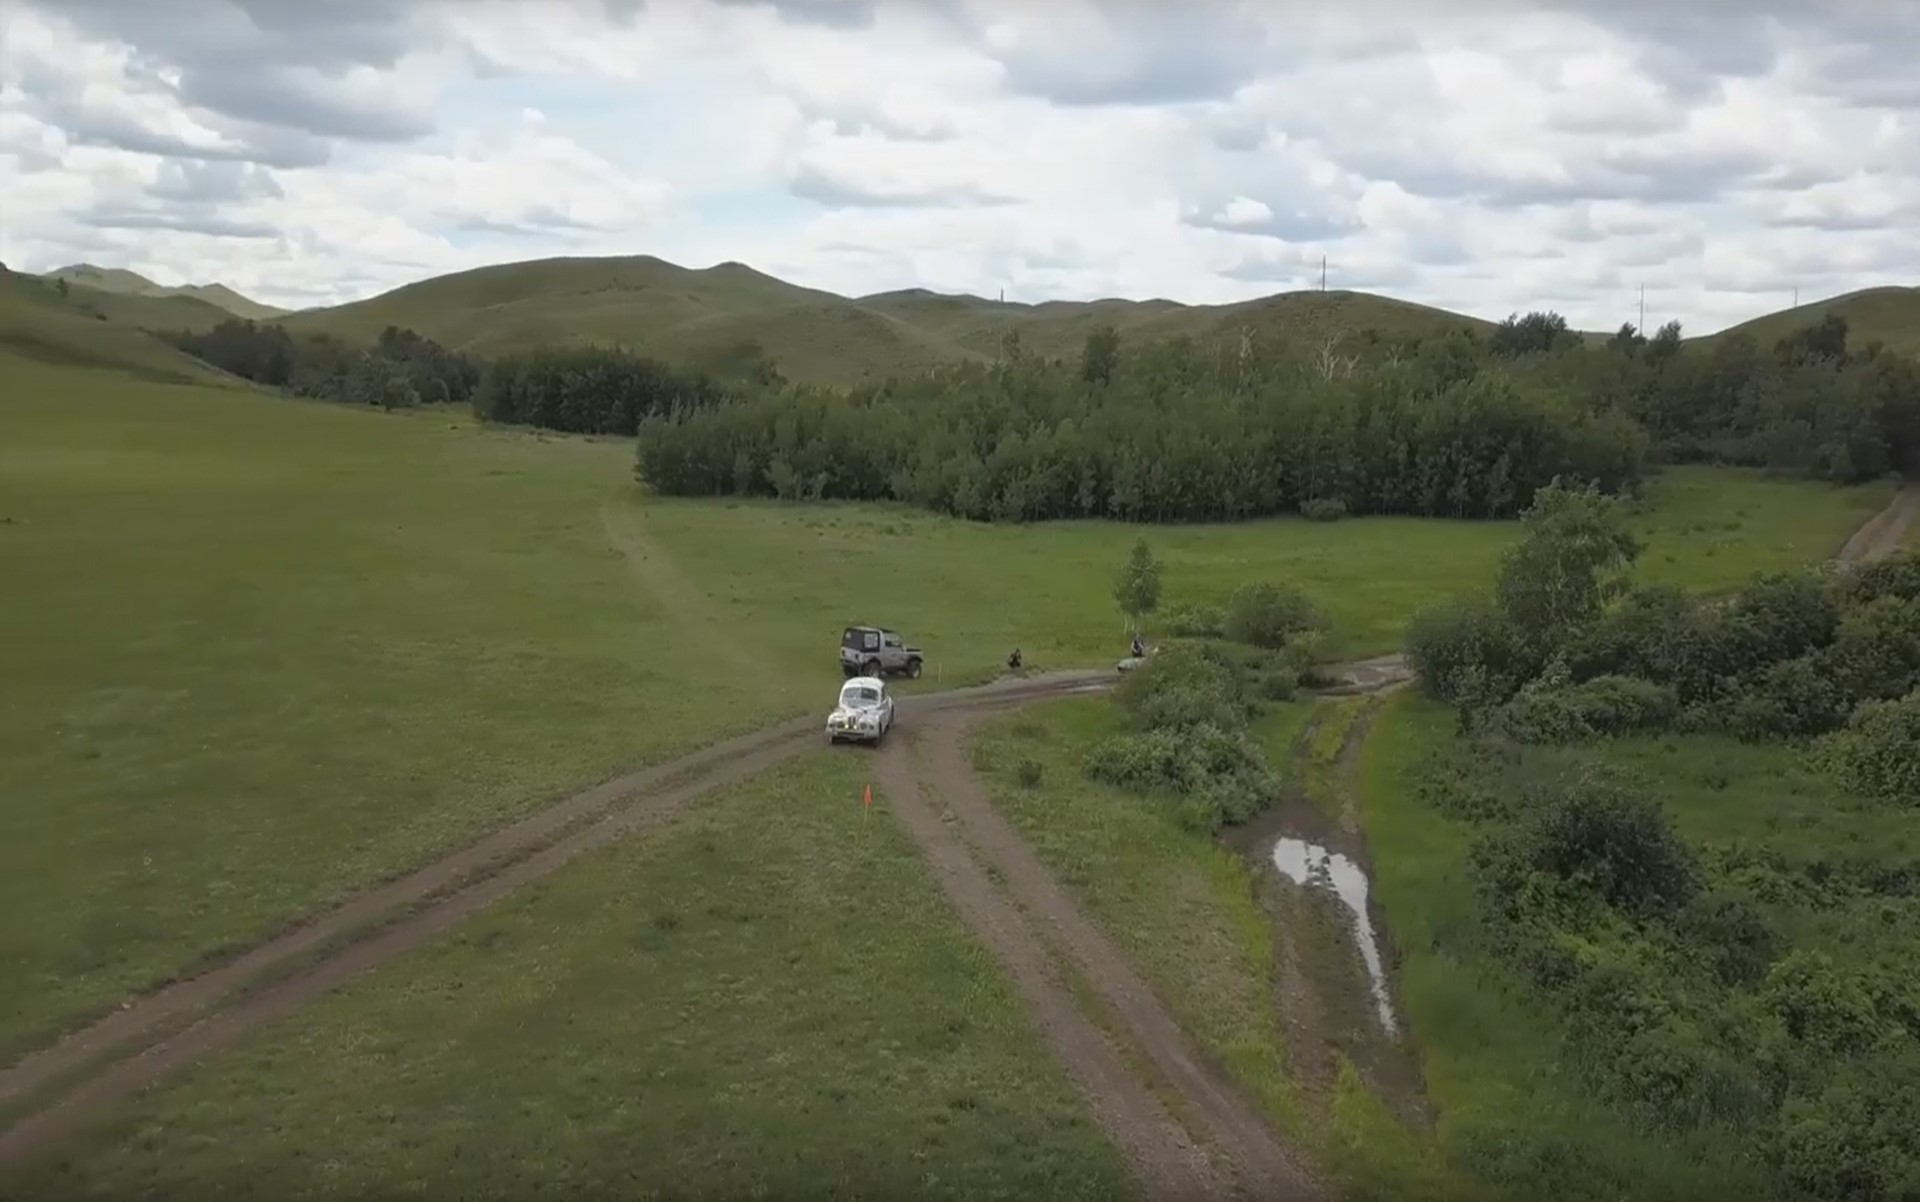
[1779,1048,1920,1202]
[1114,642,1248,732]
[1825,595,1920,704]
[1711,653,1848,741]
[1510,774,1699,917]
[1223,581,1324,650]
[1157,601,1225,639]
[1082,725,1275,830]
[1407,596,1532,704]
[1299,496,1348,522]
[1015,759,1043,788]
[1724,569,1842,671]
[1845,552,1920,606]
[1677,888,1779,987]
[1816,690,1920,804]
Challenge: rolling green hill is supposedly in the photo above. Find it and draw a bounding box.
[1711,285,1920,356]
[282,254,1496,385]
[24,252,1917,389]
[0,271,241,387]
[42,264,288,320]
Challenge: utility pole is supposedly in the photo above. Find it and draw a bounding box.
[1319,255,1327,291]
[1638,284,1645,334]
[1793,286,1799,308]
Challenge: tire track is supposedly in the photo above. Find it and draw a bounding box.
[0,671,1115,1165]
[908,712,1324,1201]
[1836,482,1920,565]
[873,739,1227,1202]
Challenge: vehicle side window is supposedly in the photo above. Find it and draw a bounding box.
[883,635,898,648]
[863,632,878,650]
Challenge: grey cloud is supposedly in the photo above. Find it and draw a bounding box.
[789,162,1018,208]
[80,206,280,239]
[148,159,284,203]
[708,0,880,30]
[985,5,1275,107]
[819,111,958,143]
[22,0,442,152]
[1180,204,1360,243]
[44,96,332,169]
[177,68,434,143]
[454,209,599,237]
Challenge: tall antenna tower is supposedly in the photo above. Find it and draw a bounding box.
[1638,284,1645,334]
[1319,255,1327,291]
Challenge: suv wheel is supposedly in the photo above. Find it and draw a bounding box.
[865,659,883,678]
[906,658,922,679]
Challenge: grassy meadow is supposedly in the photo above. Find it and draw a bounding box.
[1,753,1135,1202]
[0,351,1892,1060]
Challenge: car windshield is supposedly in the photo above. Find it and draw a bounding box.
[839,685,881,709]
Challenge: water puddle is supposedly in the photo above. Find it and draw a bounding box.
[1270,837,1399,1036]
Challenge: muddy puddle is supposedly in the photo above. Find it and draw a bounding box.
[1268,837,1398,1036]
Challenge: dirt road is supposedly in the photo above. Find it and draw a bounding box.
[879,712,1327,1200]
[1837,482,1920,564]
[0,670,1111,1164]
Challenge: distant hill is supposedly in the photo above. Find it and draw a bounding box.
[29,253,1915,390]
[42,264,288,321]
[1711,286,1920,357]
[0,270,242,386]
[283,254,1495,386]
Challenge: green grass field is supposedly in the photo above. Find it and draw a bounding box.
[1,753,1134,1202]
[0,352,1891,1061]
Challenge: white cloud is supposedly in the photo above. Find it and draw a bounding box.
[2,0,1916,334]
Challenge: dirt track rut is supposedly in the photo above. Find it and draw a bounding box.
[0,671,1112,1165]
[880,713,1325,1201]
[1837,483,1920,564]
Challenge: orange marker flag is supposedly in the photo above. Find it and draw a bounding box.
[862,784,873,808]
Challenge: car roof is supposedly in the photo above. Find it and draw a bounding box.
[842,676,886,690]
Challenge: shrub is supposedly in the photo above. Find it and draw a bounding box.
[1406,595,1532,704]
[1724,569,1842,671]
[1494,668,1676,745]
[1015,759,1044,788]
[1713,653,1848,741]
[1678,888,1779,987]
[1084,730,1195,793]
[1158,601,1226,639]
[1223,581,1325,650]
[1300,496,1348,522]
[1816,690,1920,804]
[1115,643,1249,732]
[1779,1053,1920,1202]
[1515,774,1699,917]
[1825,596,1920,705]
[1845,551,1920,606]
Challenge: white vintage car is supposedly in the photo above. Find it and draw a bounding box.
[827,676,895,745]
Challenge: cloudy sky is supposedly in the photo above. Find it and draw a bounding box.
[3,0,1916,332]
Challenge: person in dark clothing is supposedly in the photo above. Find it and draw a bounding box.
[1007,648,1023,673]
[1130,632,1146,658]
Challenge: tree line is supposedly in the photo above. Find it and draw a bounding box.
[632,311,1918,523]
[162,320,728,436]
[161,320,480,411]
[162,304,1920,525]
[634,329,1648,522]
